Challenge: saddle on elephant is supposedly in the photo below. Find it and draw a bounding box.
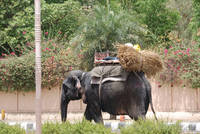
[90,65,129,85]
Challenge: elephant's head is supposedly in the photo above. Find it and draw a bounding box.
[60,70,83,122]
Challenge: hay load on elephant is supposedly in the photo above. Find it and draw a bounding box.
[117,44,163,77]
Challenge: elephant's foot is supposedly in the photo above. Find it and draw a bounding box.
[94,116,104,124]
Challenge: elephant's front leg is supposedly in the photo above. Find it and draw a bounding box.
[84,104,103,124]
[84,105,92,121]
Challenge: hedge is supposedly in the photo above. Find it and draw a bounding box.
[0,40,82,92]
[0,123,25,134]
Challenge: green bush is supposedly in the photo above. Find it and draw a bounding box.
[71,5,155,70]
[0,122,25,134]
[192,0,200,41]
[0,0,82,55]
[42,0,82,40]
[120,119,181,134]
[0,40,81,91]
[157,33,200,88]
[42,119,114,134]
[0,0,34,54]
[133,0,180,37]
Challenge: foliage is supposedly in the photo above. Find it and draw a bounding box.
[0,0,34,55]
[0,40,81,91]
[168,0,193,44]
[71,6,155,70]
[120,119,181,134]
[42,0,82,40]
[42,119,114,134]
[0,123,25,134]
[192,0,200,41]
[0,0,82,55]
[192,0,200,28]
[133,0,180,38]
[157,33,200,88]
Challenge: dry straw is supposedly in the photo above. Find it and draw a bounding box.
[117,45,163,77]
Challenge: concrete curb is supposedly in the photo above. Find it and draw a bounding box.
[5,121,200,133]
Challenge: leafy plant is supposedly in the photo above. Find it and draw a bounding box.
[0,123,25,134]
[42,0,82,40]
[120,119,181,134]
[133,0,180,38]
[42,119,114,134]
[0,0,82,55]
[191,0,200,41]
[157,33,200,88]
[0,0,34,55]
[71,5,154,70]
[0,40,81,91]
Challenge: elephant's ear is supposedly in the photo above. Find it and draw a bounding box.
[72,76,81,89]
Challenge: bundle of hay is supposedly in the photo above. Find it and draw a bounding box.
[117,45,163,77]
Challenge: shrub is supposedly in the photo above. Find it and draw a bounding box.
[157,33,200,88]
[0,123,25,134]
[71,5,155,70]
[42,119,114,134]
[0,0,33,55]
[133,0,180,37]
[120,119,181,134]
[42,0,82,40]
[0,40,81,91]
[0,0,82,55]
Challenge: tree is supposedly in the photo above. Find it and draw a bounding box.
[71,6,154,70]
[133,0,180,37]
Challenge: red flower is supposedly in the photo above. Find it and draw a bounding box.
[51,56,54,60]
[23,31,26,35]
[169,46,173,48]
[45,48,51,51]
[186,48,190,52]
[164,49,168,56]
[2,53,6,57]
[45,32,48,35]
[11,52,15,55]
[176,65,181,70]
[58,31,62,34]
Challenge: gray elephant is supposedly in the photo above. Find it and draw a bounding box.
[61,66,157,123]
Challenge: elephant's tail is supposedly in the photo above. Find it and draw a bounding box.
[147,83,158,120]
[134,72,158,120]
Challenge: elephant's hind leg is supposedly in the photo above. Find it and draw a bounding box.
[129,113,146,121]
[128,105,146,121]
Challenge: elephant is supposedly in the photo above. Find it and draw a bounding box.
[60,68,157,123]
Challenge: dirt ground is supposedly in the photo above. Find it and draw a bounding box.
[2,112,200,123]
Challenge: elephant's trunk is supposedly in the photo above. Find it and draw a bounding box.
[61,95,69,122]
[60,84,70,122]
